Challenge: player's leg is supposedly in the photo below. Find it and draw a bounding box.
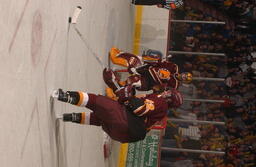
[60,111,101,126]
[109,47,127,67]
[52,89,89,124]
[132,0,165,5]
[62,112,89,124]
[90,95,131,143]
[109,47,142,68]
[53,89,131,142]
[52,88,89,107]
[52,89,102,125]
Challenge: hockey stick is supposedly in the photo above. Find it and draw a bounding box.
[73,26,106,68]
[69,6,106,69]
[70,6,82,24]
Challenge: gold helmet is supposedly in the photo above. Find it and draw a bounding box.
[176,72,193,83]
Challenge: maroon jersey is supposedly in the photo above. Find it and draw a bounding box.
[132,93,168,129]
[148,61,179,89]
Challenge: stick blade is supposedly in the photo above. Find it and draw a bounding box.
[71,6,82,24]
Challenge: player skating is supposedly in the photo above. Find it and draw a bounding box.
[52,88,183,143]
[104,48,192,101]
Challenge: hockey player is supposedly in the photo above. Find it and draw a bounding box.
[109,47,162,68]
[52,88,183,143]
[104,48,192,96]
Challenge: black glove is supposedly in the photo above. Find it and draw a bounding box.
[115,85,136,103]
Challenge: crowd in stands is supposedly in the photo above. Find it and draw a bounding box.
[201,0,256,20]
[201,0,256,33]
[161,1,256,166]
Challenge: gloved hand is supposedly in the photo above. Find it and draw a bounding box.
[128,67,139,75]
[103,68,121,92]
[160,88,183,108]
[115,85,136,103]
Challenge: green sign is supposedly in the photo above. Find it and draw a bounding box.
[126,129,161,167]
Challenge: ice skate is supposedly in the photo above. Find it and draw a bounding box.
[51,89,71,103]
[56,114,63,120]
[62,112,85,124]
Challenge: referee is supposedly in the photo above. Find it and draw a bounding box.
[132,0,184,9]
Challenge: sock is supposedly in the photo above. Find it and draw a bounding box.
[80,112,91,124]
[63,112,91,125]
[68,91,89,107]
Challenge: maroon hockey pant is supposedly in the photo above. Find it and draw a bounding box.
[86,94,131,143]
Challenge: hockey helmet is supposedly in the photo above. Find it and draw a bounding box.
[176,72,193,83]
[142,49,163,63]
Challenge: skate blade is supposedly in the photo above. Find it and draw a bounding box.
[56,114,63,120]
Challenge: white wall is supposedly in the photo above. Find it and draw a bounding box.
[140,7,169,57]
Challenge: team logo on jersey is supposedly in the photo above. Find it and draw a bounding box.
[145,99,155,111]
[158,68,171,80]
[133,99,155,116]
[129,57,139,66]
